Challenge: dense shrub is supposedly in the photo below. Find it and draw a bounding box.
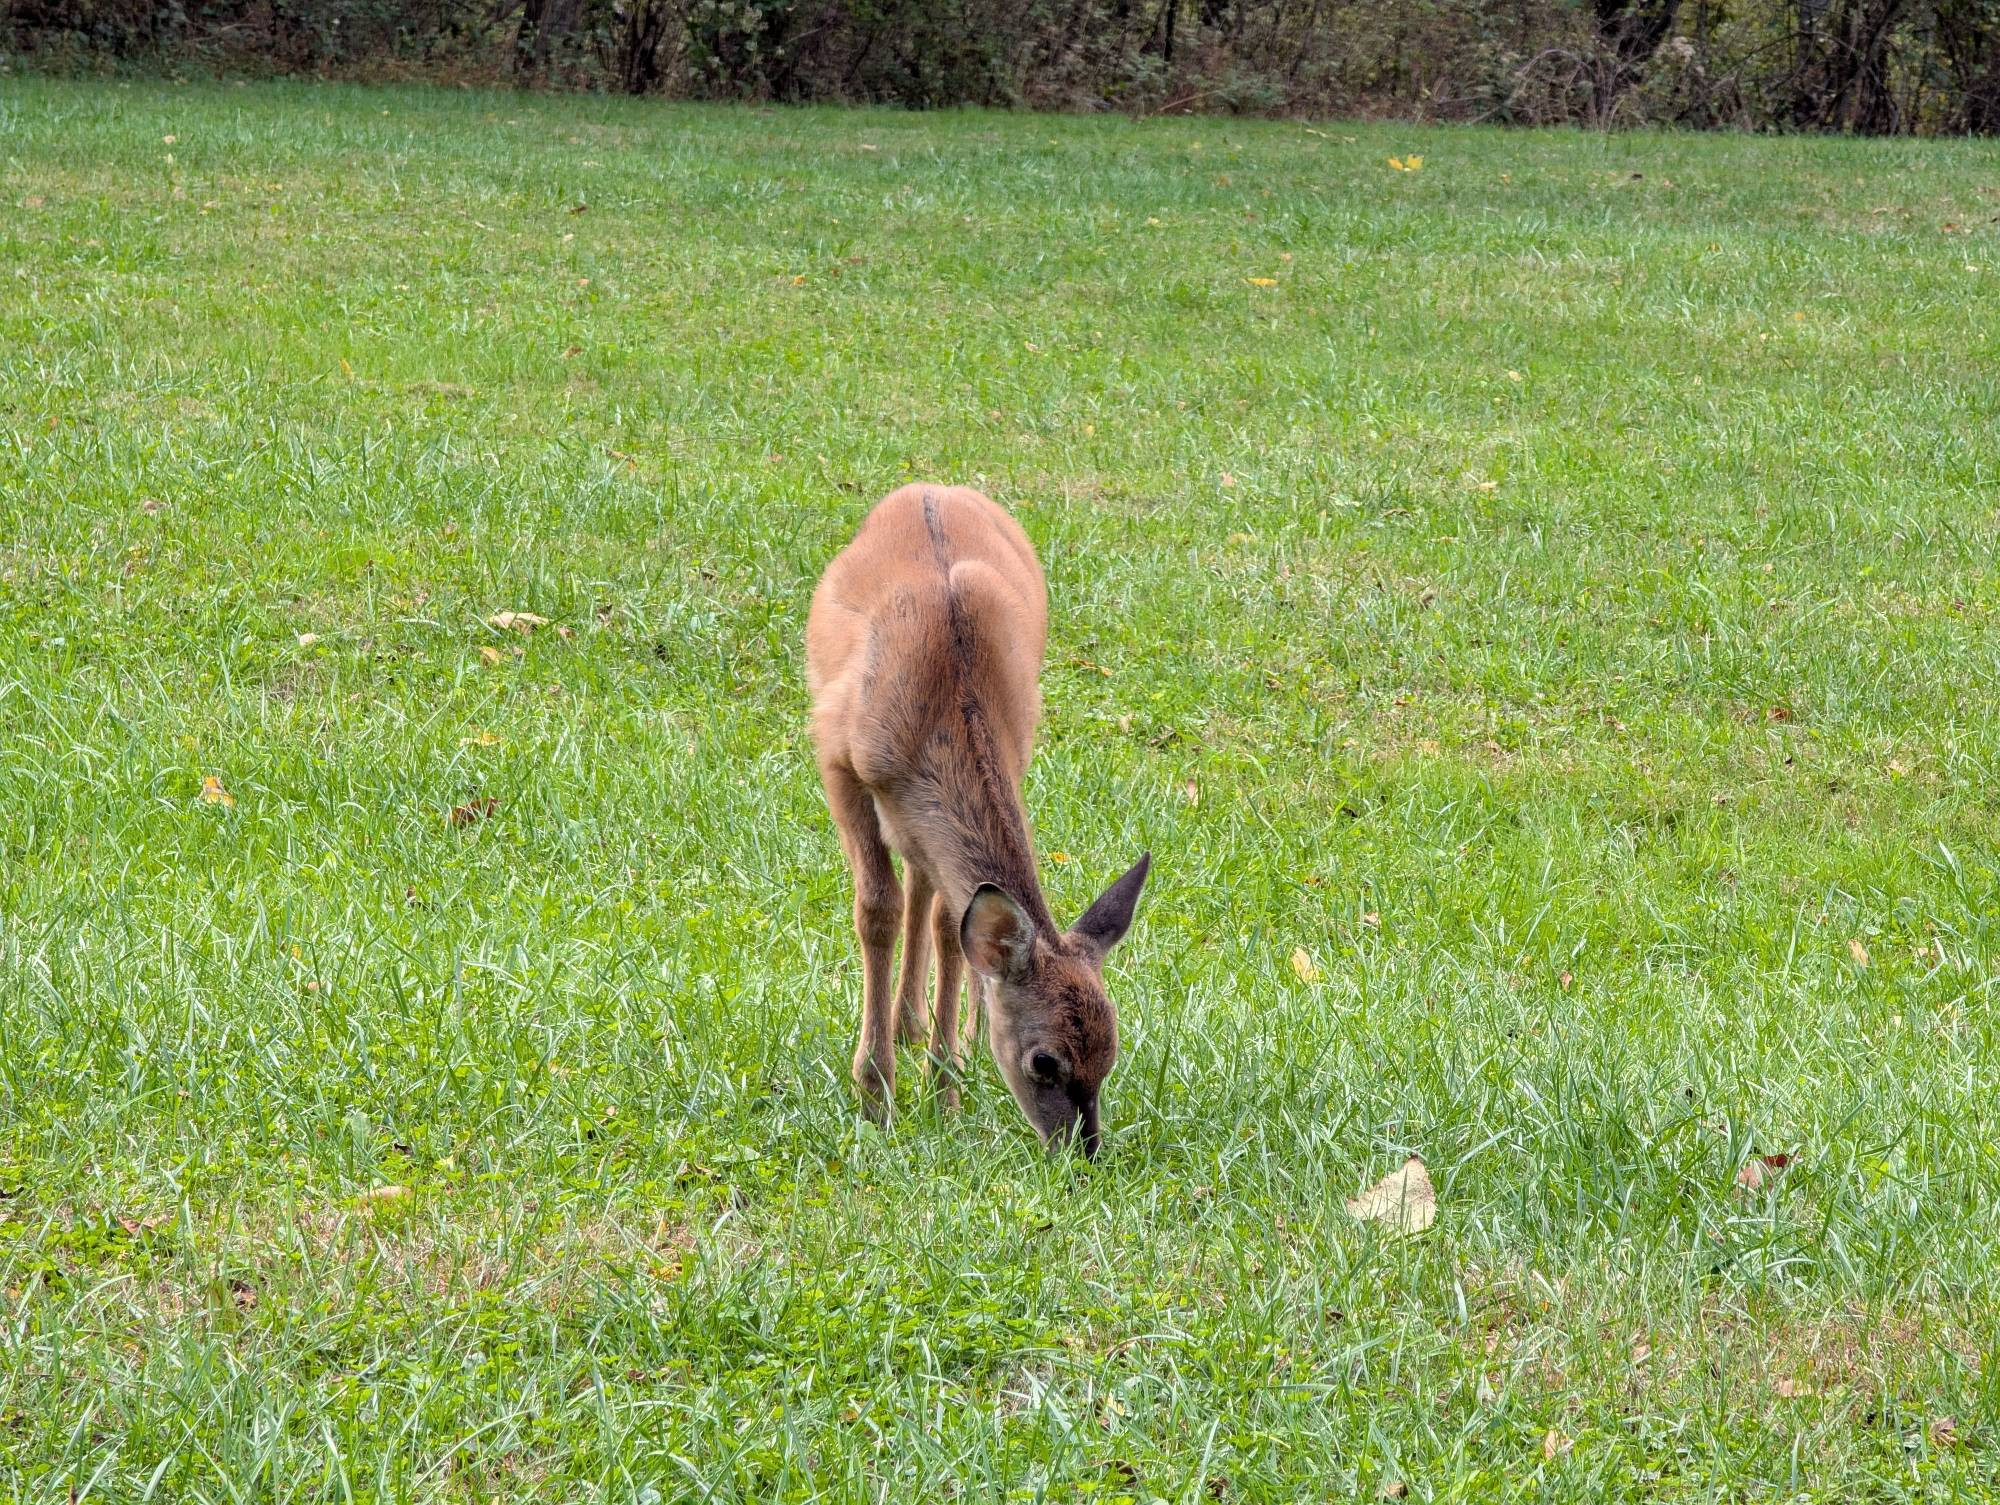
[3,0,1994,131]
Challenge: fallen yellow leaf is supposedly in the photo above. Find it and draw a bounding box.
[295,632,319,648]
[1183,778,1200,807]
[357,1184,413,1210]
[1246,276,1278,287]
[461,730,503,748]
[1346,1156,1436,1236]
[1848,938,1870,968]
[1291,947,1322,983]
[479,645,504,667]
[199,775,234,808]
[488,611,550,633]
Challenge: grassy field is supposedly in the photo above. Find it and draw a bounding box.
[4,76,2000,1501]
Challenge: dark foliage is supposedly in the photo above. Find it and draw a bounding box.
[2,0,1994,131]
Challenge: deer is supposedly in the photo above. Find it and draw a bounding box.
[805,484,1151,1157]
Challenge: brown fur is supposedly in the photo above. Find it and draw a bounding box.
[806,484,1150,1155]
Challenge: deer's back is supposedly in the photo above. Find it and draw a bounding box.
[807,486,1048,791]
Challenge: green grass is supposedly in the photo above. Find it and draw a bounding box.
[4,75,2000,1501]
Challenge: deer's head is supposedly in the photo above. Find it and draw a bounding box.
[959,853,1150,1158]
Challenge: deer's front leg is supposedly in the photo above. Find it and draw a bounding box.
[893,865,935,1047]
[929,894,967,1110]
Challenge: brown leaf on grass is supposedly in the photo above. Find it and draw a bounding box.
[1360,911,1382,930]
[1848,938,1870,968]
[1559,970,1574,991]
[199,775,235,808]
[116,1213,173,1236]
[1735,1153,1793,1192]
[1773,1376,1812,1399]
[1542,1428,1573,1460]
[478,645,504,667]
[449,796,498,828]
[357,1184,413,1210]
[488,611,550,633]
[231,1279,259,1310]
[1290,947,1322,983]
[1381,1485,1409,1500]
[141,497,165,513]
[1345,1156,1436,1236]
[1184,779,1200,807]
[1929,1417,1960,1448]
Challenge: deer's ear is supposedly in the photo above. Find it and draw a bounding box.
[1073,852,1151,959]
[961,885,1037,981]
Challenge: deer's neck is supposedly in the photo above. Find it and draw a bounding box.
[922,697,1054,935]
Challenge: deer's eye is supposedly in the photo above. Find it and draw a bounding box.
[1028,1050,1065,1085]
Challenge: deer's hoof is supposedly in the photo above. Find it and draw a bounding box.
[927,1054,962,1112]
[852,1055,893,1121]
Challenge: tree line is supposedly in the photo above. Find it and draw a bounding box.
[5,0,1997,132]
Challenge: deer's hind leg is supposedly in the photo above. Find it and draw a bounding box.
[893,864,935,1047]
[821,759,900,1121]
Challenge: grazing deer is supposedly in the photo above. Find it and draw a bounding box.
[806,485,1150,1156]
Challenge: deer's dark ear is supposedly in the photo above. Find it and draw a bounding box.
[1073,852,1150,959]
[961,885,1037,981]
